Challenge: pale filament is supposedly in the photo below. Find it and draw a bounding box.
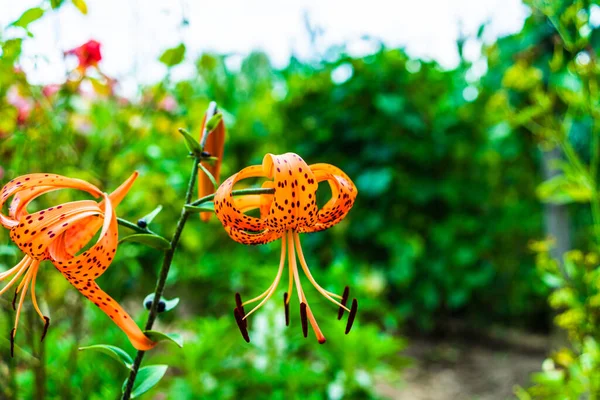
[13,261,34,336]
[0,256,30,280]
[0,257,32,297]
[242,234,287,320]
[293,231,349,311]
[29,261,45,322]
[288,230,325,342]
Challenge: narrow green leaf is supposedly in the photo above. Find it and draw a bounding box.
[119,234,171,251]
[11,8,45,29]
[184,203,215,213]
[79,344,133,369]
[178,128,201,155]
[141,205,163,225]
[159,43,186,67]
[198,163,217,190]
[122,365,169,398]
[71,0,88,14]
[144,331,184,348]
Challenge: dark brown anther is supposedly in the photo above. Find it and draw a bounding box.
[300,302,308,338]
[41,317,50,342]
[235,292,247,328]
[345,299,358,334]
[338,286,349,320]
[11,289,17,311]
[283,292,290,326]
[233,308,250,343]
[10,328,15,358]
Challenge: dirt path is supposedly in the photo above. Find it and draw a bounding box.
[377,331,550,400]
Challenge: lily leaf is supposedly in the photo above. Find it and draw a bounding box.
[11,8,45,29]
[79,344,133,369]
[72,0,88,14]
[178,128,202,155]
[144,331,184,348]
[119,234,171,251]
[143,294,179,313]
[159,43,185,67]
[122,365,168,398]
[184,203,215,213]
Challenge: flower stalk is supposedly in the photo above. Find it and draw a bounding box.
[121,155,199,399]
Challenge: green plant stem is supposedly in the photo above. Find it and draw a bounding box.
[189,187,275,207]
[121,157,200,400]
[116,218,159,236]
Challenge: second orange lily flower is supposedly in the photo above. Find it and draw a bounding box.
[0,172,156,354]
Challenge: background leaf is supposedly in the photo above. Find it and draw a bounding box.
[79,345,133,369]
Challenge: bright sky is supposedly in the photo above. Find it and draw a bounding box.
[0,0,529,94]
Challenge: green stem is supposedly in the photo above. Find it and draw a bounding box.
[117,218,159,237]
[121,157,200,400]
[189,187,275,207]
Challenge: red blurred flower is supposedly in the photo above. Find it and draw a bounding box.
[42,84,61,98]
[7,86,33,125]
[66,40,102,70]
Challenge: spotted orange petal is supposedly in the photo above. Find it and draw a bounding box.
[10,200,102,259]
[71,280,156,350]
[299,163,357,233]
[1,174,102,228]
[215,165,266,232]
[261,153,319,231]
[61,172,138,256]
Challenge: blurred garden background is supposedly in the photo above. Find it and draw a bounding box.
[1,0,600,398]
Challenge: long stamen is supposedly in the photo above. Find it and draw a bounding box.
[0,256,30,281]
[29,261,47,323]
[241,234,287,321]
[235,292,247,328]
[345,299,358,334]
[300,302,308,337]
[293,232,349,311]
[0,257,31,297]
[283,292,290,326]
[233,308,250,343]
[338,286,350,320]
[286,255,293,303]
[288,230,326,343]
[11,263,34,356]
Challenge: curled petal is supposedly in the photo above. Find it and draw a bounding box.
[10,200,102,259]
[1,174,102,229]
[299,163,357,233]
[215,165,266,233]
[261,153,319,230]
[68,280,156,350]
[52,194,116,280]
[61,172,138,256]
[224,226,282,245]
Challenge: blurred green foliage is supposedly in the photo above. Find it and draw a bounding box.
[485,0,600,398]
[3,0,600,397]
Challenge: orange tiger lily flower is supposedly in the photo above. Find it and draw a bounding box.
[198,105,226,222]
[214,153,358,343]
[0,172,156,355]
